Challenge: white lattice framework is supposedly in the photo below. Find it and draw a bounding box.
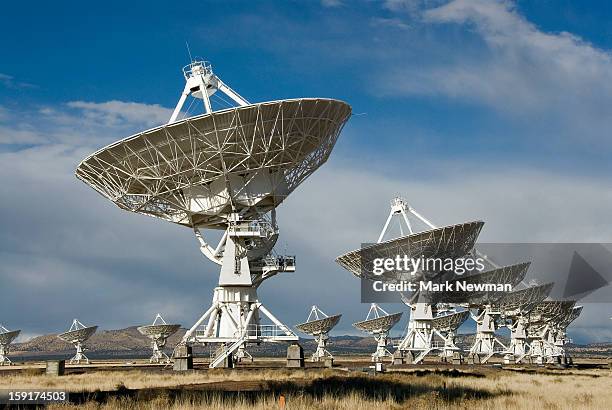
[76,99,349,228]
[335,199,483,282]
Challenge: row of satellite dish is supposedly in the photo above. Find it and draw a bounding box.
[0,315,181,366]
[333,197,584,365]
[1,291,579,367]
[64,58,586,368]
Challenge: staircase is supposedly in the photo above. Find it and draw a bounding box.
[209,335,247,368]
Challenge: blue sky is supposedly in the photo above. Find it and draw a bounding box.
[1,0,612,344]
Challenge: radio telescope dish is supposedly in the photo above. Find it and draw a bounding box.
[528,304,582,365]
[494,283,554,317]
[57,319,97,364]
[353,304,402,362]
[429,310,470,362]
[295,306,341,362]
[137,314,181,364]
[76,98,351,229]
[428,263,530,305]
[336,221,484,281]
[431,310,470,332]
[562,305,583,327]
[528,301,576,325]
[353,311,402,333]
[0,325,20,366]
[76,59,351,368]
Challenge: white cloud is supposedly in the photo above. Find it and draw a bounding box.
[378,0,612,143]
[66,100,172,130]
[382,0,446,13]
[370,17,411,30]
[0,100,172,147]
[0,73,36,89]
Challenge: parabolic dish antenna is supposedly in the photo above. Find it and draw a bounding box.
[431,310,470,332]
[528,303,582,365]
[75,59,351,368]
[353,312,403,333]
[428,263,530,305]
[57,319,97,364]
[493,283,554,317]
[528,301,576,325]
[76,98,351,228]
[352,304,402,362]
[296,313,342,336]
[430,310,470,362]
[335,221,484,281]
[295,306,341,362]
[137,314,181,364]
[0,325,21,366]
[468,282,552,364]
[562,305,583,327]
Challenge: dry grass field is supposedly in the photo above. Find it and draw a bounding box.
[1,363,610,409]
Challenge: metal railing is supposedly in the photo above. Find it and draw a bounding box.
[231,220,278,237]
[182,60,213,80]
[262,255,296,270]
[194,324,292,341]
[239,324,292,339]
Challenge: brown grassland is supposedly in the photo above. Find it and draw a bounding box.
[1,365,610,409]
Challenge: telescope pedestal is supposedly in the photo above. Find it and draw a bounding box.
[312,333,333,362]
[70,342,89,364]
[181,286,297,368]
[179,213,298,368]
[469,308,506,364]
[397,303,438,364]
[439,330,462,361]
[0,345,12,366]
[504,318,529,364]
[150,340,171,364]
[372,333,393,362]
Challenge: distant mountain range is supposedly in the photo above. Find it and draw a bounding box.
[10,327,611,360]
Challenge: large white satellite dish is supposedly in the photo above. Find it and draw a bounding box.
[57,319,97,364]
[353,304,402,362]
[295,305,342,362]
[137,314,181,364]
[76,59,351,368]
[0,324,21,366]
